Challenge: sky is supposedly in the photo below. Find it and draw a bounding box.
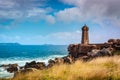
[0,0,120,45]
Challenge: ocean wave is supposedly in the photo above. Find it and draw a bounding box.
[0,54,67,66]
[0,54,67,78]
[0,67,14,78]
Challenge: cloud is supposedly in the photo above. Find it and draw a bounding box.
[61,0,120,16]
[58,0,120,26]
[1,0,120,30]
[60,0,84,7]
[0,0,55,27]
[0,0,43,18]
[45,15,56,24]
[0,0,15,9]
[55,7,82,22]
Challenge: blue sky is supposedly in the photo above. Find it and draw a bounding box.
[0,0,120,45]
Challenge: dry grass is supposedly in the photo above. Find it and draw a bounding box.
[11,55,120,80]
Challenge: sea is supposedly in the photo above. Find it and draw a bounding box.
[0,44,68,78]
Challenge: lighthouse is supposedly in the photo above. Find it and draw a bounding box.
[81,24,89,45]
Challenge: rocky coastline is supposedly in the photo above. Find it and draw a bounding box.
[0,39,120,79]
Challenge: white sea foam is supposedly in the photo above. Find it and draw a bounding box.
[0,67,14,78]
[0,54,67,78]
[0,54,67,66]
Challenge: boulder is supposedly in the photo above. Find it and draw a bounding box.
[87,48,112,58]
[36,62,46,69]
[0,64,9,67]
[82,56,90,61]
[24,61,46,70]
[68,44,98,58]
[108,39,116,44]
[19,66,24,70]
[6,64,18,73]
[0,63,18,68]
[98,48,112,56]
[47,59,56,68]
[63,56,73,64]
[87,49,100,57]
[55,58,64,64]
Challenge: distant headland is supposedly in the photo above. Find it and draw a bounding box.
[0,43,21,46]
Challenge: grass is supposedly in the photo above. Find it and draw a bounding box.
[10,55,120,80]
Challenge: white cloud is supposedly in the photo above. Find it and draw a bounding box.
[58,0,120,27]
[0,0,55,27]
[27,8,47,17]
[0,10,23,19]
[55,7,82,22]
[0,7,51,20]
[60,0,84,7]
[45,15,56,24]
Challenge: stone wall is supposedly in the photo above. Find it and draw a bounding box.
[68,44,96,58]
